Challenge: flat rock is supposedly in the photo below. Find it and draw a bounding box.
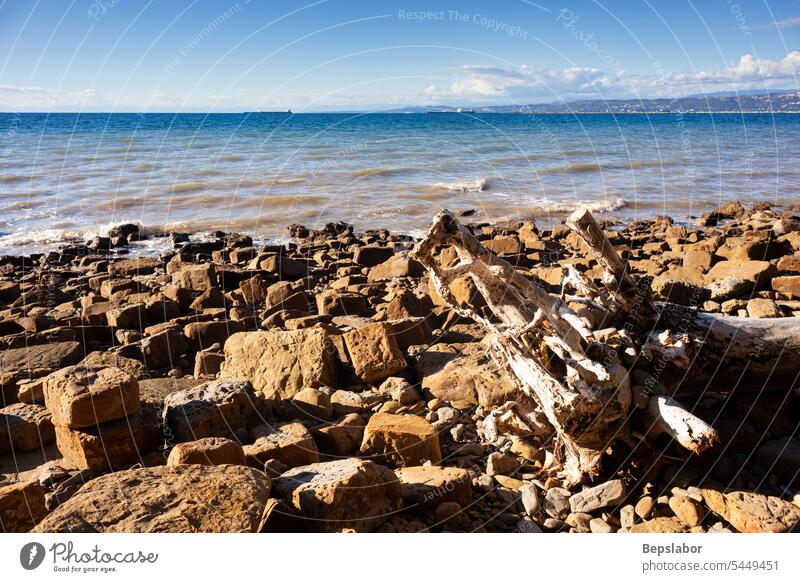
[704,260,777,289]
[395,465,472,511]
[33,464,271,532]
[702,489,800,533]
[569,479,627,513]
[360,413,441,468]
[244,422,319,469]
[167,437,246,466]
[0,479,47,532]
[44,365,139,428]
[0,341,82,373]
[273,458,401,532]
[0,403,55,453]
[344,322,406,384]
[221,329,338,400]
[629,517,689,533]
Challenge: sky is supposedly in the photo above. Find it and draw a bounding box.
[0,0,799,111]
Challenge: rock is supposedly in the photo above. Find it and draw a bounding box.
[0,280,21,302]
[0,480,47,532]
[777,254,800,273]
[184,320,244,351]
[519,483,541,517]
[651,277,706,306]
[746,298,782,318]
[569,479,626,513]
[707,275,752,301]
[630,517,688,533]
[316,289,371,317]
[55,403,162,471]
[360,413,441,468]
[378,376,421,405]
[162,379,262,442]
[167,437,246,466]
[106,303,147,329]
[483,236,522,255]
[705,260,777,290]
[486,451,519,476]
[772,275,800,297]
[141,328,189,369]
[108,257,160,277]
[590,517,614,533]
[290,387,333,420]
[367,255,423,281]
[315,413,365,456]
[330,390,376,415]
[79,351,147,378]
[172,263,216,291]
[33,464,271,532]
[544,487,571,519]
[395,465,472,511]
[669,495,704,527]
[702,489,800,533]
[44,365,139,428]
[0,341,82,373]
[244,422,319,469]
[344,322,406,384]
[221,329,338,400]
[0,403,55,453]
[273,458,401,532]
[635,495,655,519]
[354,245,394,267]
[239,275,271,305]
[756,437,800,479]
[260,255,307,279]
[194,350,224,378]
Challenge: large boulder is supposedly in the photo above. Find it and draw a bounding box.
[0,403,55,453]
[33,464,272,532]
[221,329,338,400]
[0,341,82,373]
[44,365,139,428]
[360,413,441,468]
[344,322,406,384]
[704,260,777,290]
[273,458,401,532]
[0,480,47,532]
[702,489,800,533]
[162,379,262,442]
[395,465,472,512]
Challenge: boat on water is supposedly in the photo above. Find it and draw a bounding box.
[426,108,475,114]
[246,110,292,114]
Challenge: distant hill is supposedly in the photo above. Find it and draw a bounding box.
[384,90,800,114]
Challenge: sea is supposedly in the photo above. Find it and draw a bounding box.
[1,111,799,255]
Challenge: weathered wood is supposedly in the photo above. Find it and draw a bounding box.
[644,395,719,454]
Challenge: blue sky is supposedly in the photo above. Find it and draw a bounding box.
[0,0,798,111]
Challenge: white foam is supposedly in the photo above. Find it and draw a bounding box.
[433,178,489,192]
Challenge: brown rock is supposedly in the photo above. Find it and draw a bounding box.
[367,255,423,281]
[78,351,147,378]
[777,254,800,273]
[184,320,244,351]
[772,275,800,297]
[395,465,472,512]
[630,517,689,533]
[316,289,371,317]
[106,302,147,329]
[705,260,777,289]
[0,480,47,532]
[314,413,365,456]
[239,274,271,305]
[360,412,441,468]
[483,236,522,255]
[244,422,319,469]
[702,489,800,533]
[746,298,782,318]
[141,328,189,369]
[354,245,394,267]
[0,403,55,453]
[221,329,338,400]
[0,341,82,373]
[108,257,162,277]
[171,263,216,291]
[33,464,271,532]
[162,379,261,442]
[651,277,706,306]
[273,458,401,532]
[290,387,333,420]
[167,437,246,466]
[44,365,139,428]
[344,322,406,383]
[669,495,704,527]
[55,403,161,471]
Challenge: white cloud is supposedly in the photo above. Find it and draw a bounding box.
[0,84,101,110]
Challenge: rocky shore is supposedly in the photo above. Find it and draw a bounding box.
[2,201,800,534]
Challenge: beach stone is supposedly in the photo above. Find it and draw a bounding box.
[705,260,777,289]
[172,263,216,291]
[290,387,333,420]
[395,465,472,511]
[344,322,406,383]
[378,376,421,405]
[746,298,782,318]
[239,274,271,305]
[360,413,441,468]
[483,235,522,255]
[315,413,365,456]
[167,437,246,466]
[635,495,655,519]
[55,403,161,471]
[630,517,688,533]
[141,328,189,369]
[106,302,147,329]
[386,317,433,350]
[245,422,319,469]
[79,351,148,378]
[0,281,21,302]
[354,245,394,267]
[756,437,800,479]
[669,495,704,527]
[702,489,800,533]
[260,255,308,279]
[273,458,401,532]
[706,275,752,301]
[519,483,541,517]
[108,257,160,277]
[33,464,271,533]
[0,480,47,532]
[221,329,337,400]
[184,320,244,351]
[0,341,82,373]
[316,289,371,317]
[417,342,518,408]
[777,254,800,273]
[569,479,626,513]
[367,255,423,281]
[189,286,226,310]
[590,517,614,533]
[330,389,376,415]
[651,277,706,306]
[544,488,571,519]
[163,379,261,442]
[486,451,519,476]
[194,350,224,378]
[44,365,139,428]
[772,275,800,297]
[0,403,55,453]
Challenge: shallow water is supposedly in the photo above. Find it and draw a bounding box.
[1,112,799,254]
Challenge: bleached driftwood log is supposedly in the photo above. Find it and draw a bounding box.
[413,210,631,485]
[644,395,719,454]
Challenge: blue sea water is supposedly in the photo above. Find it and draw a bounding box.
[1,112,799,253]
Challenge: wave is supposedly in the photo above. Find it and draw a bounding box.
[539,162,603,174]
[350,167,414,178]
[432,178,489,192]
[0,175,30,183]
[527,196,628,214]
[170,181,207,193]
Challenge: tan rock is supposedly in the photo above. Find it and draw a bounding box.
[244,422,319,469]
[702,489,800,533]
[55,403,162,471]
[171,263,216,291]
[746,298,782,318]
[316,289,371,317]
[669,495,704,527]
[367,255,423,281]
[0,341,82,374]
[629,517,688,533]
[44,365,139,428]
[167,437,246,466]
[184,320,244,351]
[360,413,441,468]
[290,387,333,420]
[78,351,147,378]
[0,403,55,453]
[314,413,365,456]
[141,328,189,369]
[772,275,800,297]
[0,480,47,532]
[162,379,261,442]
[33,464,271,532]
[221,329,338,400]
[705,260,777,289]
[569,479,626,513]
[344,322,406,383]
[273,458,401,532]
[395,465,472,511]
